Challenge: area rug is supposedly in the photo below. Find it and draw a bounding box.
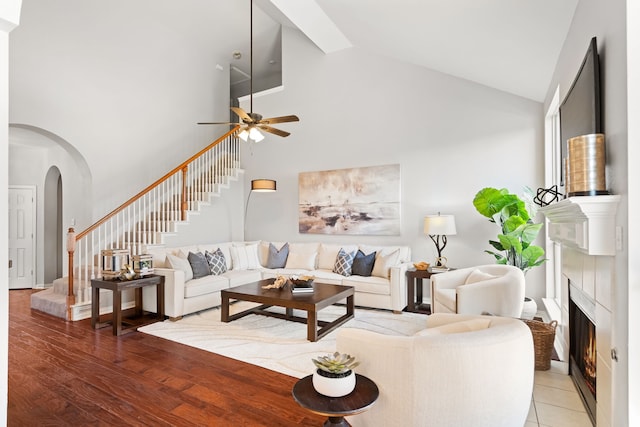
[138,302,426,378]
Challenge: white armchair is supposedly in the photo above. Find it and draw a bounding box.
[430,264,525,318]
[336,313,534,427]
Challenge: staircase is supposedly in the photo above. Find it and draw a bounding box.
[31,127,242,321]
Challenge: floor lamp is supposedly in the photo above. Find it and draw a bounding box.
[244,179,276,237]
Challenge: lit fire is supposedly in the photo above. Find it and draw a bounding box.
[583,325,597,396]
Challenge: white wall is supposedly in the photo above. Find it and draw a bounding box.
[1,0,22,423]
[243,27,546,298]
[9,0,241,221]
[626,1,639,424]
[543,0,631,423]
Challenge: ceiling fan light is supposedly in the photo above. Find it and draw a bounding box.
[238,129,249,141]
[249,127,264,142]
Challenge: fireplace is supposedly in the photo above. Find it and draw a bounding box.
[569,287,596,425]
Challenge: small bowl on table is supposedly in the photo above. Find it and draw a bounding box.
[413,262,430,271]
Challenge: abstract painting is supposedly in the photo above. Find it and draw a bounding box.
[298,164,400,235]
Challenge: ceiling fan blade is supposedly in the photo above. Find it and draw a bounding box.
[197,121,237,125]
[259,125,291,137]
[230,106,254,123]
[259,115,300,125]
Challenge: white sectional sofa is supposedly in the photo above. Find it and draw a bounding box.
[141,241,412,319]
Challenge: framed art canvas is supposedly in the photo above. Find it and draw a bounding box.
[298,164,400,235]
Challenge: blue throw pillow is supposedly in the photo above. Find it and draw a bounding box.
[333,248,355,277]
[266,242,289,268]
[351,250,376,277]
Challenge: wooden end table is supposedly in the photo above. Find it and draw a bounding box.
[292,374,378,427]
[406,268,434,314]
[91,274,165,336]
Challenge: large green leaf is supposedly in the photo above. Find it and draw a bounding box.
[473,187,510,219]
[498,234,522,253]
[522,245,545,266]
[503,215,526,233]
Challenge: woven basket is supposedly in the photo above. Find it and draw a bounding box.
[523,319,558,371]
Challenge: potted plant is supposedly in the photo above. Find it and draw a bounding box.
[473,187,546,273]
[473,187,545,319]
[312,351,360,397]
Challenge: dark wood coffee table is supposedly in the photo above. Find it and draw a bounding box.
[292,374,379,426]
[221,279,354,342]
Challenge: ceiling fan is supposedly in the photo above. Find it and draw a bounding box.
[197,0,299,142]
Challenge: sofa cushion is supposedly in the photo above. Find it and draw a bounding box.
[341,275,390,295]
[318,244,358,270]
[188,251,211,279]
[285,251,317,270]
[464,269,497,285]
[266,242,289,268]
[371,249,399,279]
[205,248,227,275]
[352,250,376,277]
[360,244,411,263]
[230,244,260,270]
[415,318,492,336]
[222,269,263,287]
[166,253,193,282]
[333,248,356,276]
[310,269,344,285]
[183,275,229,298]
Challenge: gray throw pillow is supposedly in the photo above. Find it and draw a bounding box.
[205,248,227,276]
[188,251,211,279]
[351,250,376,277]
[266,242,289,269]
[333,248,355,276]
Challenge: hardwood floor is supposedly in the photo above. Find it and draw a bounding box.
[8,289,324,426]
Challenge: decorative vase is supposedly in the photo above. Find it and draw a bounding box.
[312,369,356,397]
[521,297,538,320]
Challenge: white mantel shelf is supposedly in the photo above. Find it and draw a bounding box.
[539,195,621,256]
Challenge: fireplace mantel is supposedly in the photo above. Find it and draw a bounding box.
[539,195,621,256]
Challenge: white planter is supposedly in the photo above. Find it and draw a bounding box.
[521,297,538,320]
[312,369,356,397]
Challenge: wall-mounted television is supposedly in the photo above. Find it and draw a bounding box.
[559,37,602,185]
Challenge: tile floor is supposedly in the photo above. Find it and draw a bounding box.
[526,360,593,427]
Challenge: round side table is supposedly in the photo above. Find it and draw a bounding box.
[292,373,379,427]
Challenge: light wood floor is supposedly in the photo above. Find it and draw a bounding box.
[8,289,323,426]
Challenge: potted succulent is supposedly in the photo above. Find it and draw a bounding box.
[312,352,360,397]
[473,187,545,319]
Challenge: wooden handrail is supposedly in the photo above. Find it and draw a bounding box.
[75,126,239,240]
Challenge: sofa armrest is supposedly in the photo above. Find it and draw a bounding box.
[388,262,412,311]
[148,267,186,319]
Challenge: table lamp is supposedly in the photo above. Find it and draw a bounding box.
[423,213,457,267]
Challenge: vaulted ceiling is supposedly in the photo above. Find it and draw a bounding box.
[242,0,579,102]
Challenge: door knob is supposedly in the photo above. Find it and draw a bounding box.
[8,259,12,268]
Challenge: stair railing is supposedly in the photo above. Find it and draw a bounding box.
[65,126,240,319]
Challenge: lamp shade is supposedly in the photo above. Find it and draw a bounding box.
[251,179,276,192]
[424,214,457,235]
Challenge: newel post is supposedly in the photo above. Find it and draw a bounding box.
[66,227,76,321]
[181,166,188,221]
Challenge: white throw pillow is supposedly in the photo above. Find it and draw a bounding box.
[285,251,317,270]
[464,269,498,285]
[230,244,260,270]
[415,318,492,336]
[166,253,193,282]
[371,249,399,279]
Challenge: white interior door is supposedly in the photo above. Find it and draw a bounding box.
[8,187,36,289]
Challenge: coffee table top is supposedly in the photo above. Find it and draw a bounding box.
[292,374,379,417]
[223,279,354,306]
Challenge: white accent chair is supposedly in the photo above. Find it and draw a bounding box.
[430,264,526,318]
[336,313,535,427]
